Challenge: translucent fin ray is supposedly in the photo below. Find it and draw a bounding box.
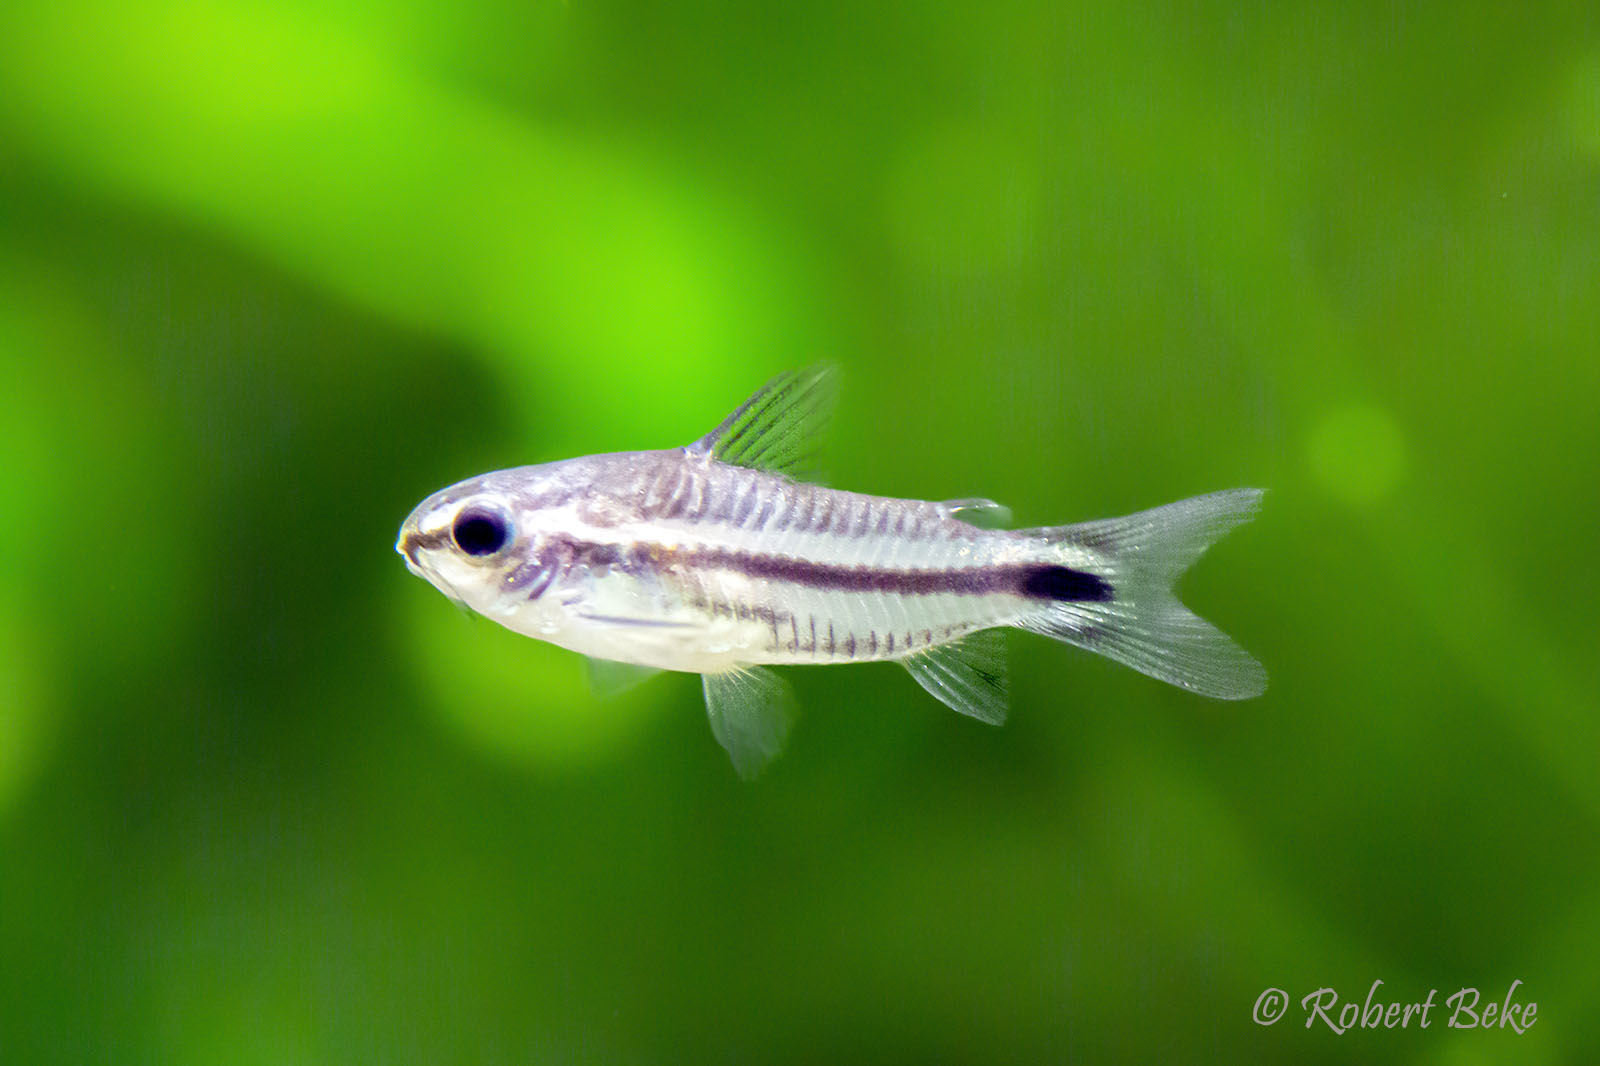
[585,656,664,699]
[1017,489,1267,699]
[1021,488,1264,586]
[939,498,1013,529]
[903,629,1009,725]
[703,666,798,779]
[574,610,697,629]
[1022,599,1266,699]
[688,365,836,479]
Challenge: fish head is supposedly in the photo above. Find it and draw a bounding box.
[395,463,571,618]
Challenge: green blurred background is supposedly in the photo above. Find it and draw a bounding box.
[2,0,1597,1062]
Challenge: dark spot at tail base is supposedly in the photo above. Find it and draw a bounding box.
[1021,565,1114,603]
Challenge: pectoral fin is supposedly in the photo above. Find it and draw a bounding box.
[703,666,798,779]
[585,656,664,699]
[903,629,1009,725]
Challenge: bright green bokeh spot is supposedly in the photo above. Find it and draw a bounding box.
[401,588,670,773]
[1307,404,1408,507]
[0,0,812,442]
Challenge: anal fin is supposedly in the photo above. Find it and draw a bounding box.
[703,666,798,779]
[903,629,1008,725]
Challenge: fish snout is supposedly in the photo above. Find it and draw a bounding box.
[397,512,457,575]
[396,526,424,576]
[397,519,441,574]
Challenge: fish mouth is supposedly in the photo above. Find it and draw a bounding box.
[396,529,425,575]
[397,526,452,574]
[396,526,474,611]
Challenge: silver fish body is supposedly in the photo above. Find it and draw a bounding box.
[401,450,1083,671]
[398,368,1267,776]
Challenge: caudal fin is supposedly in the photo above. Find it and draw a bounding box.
[1016,488,1267,699]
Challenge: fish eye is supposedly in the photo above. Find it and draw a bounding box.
[451,505,511,557]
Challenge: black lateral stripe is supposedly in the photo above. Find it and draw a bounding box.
[1020,565,1114,603]
[508,534,1115,606]
[676,547,1113,601]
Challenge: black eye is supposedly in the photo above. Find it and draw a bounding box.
[452,507,510,556]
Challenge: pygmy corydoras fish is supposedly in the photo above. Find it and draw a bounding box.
[397,368,1266,777]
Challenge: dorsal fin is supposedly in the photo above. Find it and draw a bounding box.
[688,365,836,479]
